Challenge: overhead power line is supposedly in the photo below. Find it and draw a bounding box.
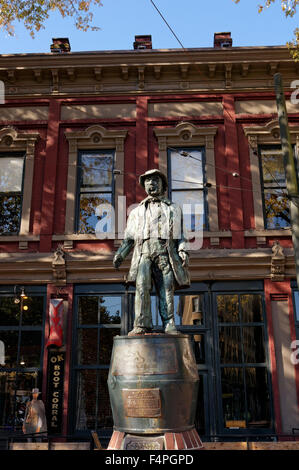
[149,0,186,50]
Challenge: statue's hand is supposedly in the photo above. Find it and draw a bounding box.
[179,251,189,267]
[113,254,123,269]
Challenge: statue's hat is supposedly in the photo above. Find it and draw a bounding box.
[139,169,168,192]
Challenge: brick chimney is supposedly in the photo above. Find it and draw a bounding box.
[133,35,152,50]
[214,32,232,48]
[50,38,71,53]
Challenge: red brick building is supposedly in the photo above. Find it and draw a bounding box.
[0,33,299,443]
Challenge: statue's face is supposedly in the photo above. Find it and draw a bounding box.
[144,174,164,196]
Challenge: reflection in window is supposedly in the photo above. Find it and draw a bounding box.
[0,371,40,430]
[75,295,121,432]
[0,292,45,431]
[168,147,207,233]
[217,295,239,322]
[259,147,290,229]
[0,154,25,235]
[77,150,114,234]
[76,369,113,431]
[222,367,246,425]
[217,293,271,429]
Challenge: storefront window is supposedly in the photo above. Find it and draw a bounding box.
[74,295,121,433]
[0,289,45,432]
[216,293,272,430]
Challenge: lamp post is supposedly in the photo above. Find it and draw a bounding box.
[274,73,299,290]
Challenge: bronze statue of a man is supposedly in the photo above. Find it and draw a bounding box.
[113,169,190,335]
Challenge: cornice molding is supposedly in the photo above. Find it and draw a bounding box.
[0,248,295,284]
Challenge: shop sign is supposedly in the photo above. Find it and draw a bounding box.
[225,420,246,429]
[47,351,65,434]
[46,299,64,348]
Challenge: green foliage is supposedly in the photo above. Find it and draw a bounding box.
[0,0,103,37]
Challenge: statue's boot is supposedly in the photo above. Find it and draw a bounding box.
[128,326,150,336]
[164,319,179,335]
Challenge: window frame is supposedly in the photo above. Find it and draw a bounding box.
[213,288,275,435]
[64,125,127,247]
[258,144,290,230]
[154,122,222,244]
[75,148,116,235]
[167,145,209,231]
[0,285,46,432]
[70,284,127,437]
[0,127,39,246]
[0,151,26,235]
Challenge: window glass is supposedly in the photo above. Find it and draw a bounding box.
[217,292,271,429]
[79,193,112,234]
[217,295,239,322]
[260,148,290,229]
[0,331,18,367]
[0,297,20,326]
[75,370,97,431]
[74,294,121,432]
[78,296,99,325]
[78,151,114,234]
[242,327,265,363]
[169,147,207,232]
[240,294,263,323]
[0,371,40,431]
[172,190,204,233]
[81,154,113,190]
[19,331,42,368]
[0,155,25,235]
[219,327,242,363]
[99,328,120,364]
[0,195,23,235]
[0,156,24,192]
[99,296,121,324]
[171,149,203,190]
[77,329,98,365]
[245,367,271,428]
[96,370,113,428]
[0,291,45,432]
[222,367,246,427]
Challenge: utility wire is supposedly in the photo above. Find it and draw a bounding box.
[149,0,186,50]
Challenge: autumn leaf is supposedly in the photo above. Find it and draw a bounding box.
[0,0,103,37]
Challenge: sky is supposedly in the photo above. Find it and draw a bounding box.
[0,0,298,55]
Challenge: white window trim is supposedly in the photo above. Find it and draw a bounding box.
[64,125,127,245]
[0,126,39,246]
[154,122,220,241]
[243,119,299,236]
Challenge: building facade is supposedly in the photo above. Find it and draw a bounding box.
[0,33,299,442]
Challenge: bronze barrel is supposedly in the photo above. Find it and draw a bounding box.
[107,334,199,434]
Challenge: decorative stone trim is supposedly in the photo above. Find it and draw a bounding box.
[154,122,219,233]
[64,124,127,240]
[0,126,39,244]
[52,244,67,286]
[243,119,299,231]
[271,240,286,281]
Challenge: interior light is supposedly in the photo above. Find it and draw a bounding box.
[23,305,29,311]
[20,287,26,298]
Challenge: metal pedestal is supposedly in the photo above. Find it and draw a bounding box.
[107,333,203,450]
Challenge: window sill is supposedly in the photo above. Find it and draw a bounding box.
[0,235,40,249]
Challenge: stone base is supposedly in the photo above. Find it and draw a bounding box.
[107,428,204,450]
